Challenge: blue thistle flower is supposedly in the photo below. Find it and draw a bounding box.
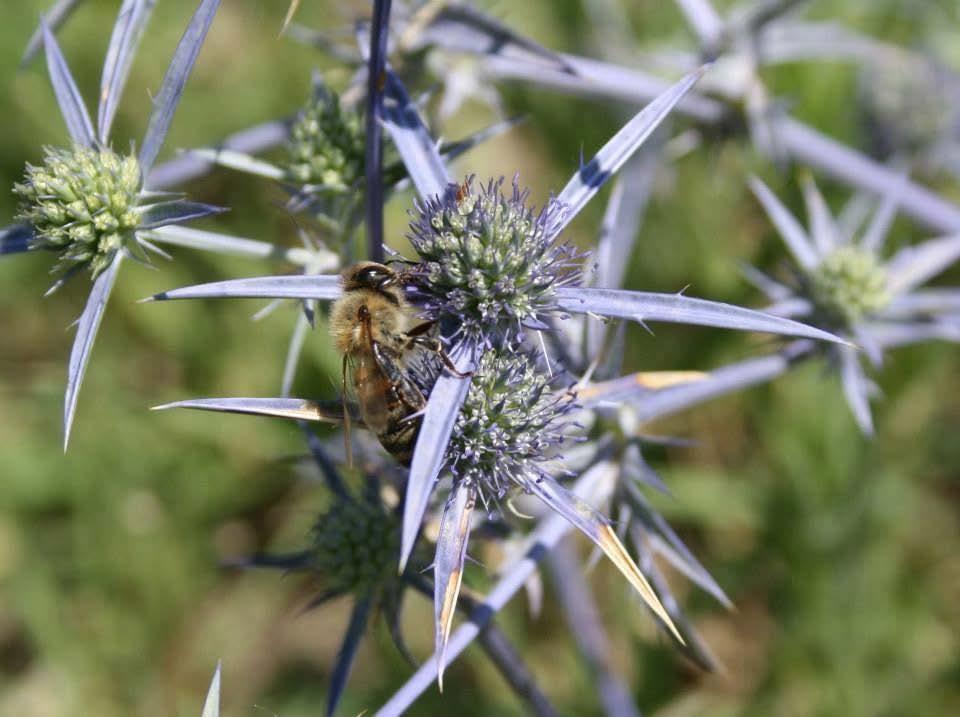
[406,176,581,346]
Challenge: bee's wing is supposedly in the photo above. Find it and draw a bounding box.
[372,341,426,411]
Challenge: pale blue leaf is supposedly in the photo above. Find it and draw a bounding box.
[137,200,226,229]
[1,224,35,255]
[739,263,792,301]
[674,0,724,47]
[555,67,706,234]
[64,251,122,450]
[837,190,874,245]
[151,396,349,425]
[864,319,960,348]
[801,173,839,255]
[621,479,730,607]
[526,474,683,643]
[382,69,451,200]
[145,273,341,302]
[185,147,286,180]
[418,4,574,72]
[434,481,476,689]
[98,0,156,143]
[839,345,874,436]
[139,0,221,174]
[882,289,960,317]
[748,175,818,269]
[633,341,814,421]
[22,0,84,67]
[144,225,322,266]
[147,119,289,189]
[327,597,372,717]
[775,116,960,234]
[621,443,670,495]
[860,174,907,252]
[556,287,847,344]
[42,19,95,147]
[764,296,813,318]
[399,341,478,573]
[885,235,960,296]
[282,311,312,397]
[364,0,392,263]
[200,661,221,717]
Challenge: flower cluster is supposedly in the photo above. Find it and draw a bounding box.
[448,349,576,503]
[285,86,364,190]
[406,176,582,344]
[15,145,142,277]
[807,245,891,326]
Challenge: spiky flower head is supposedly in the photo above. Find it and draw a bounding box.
[406,176,582,345]
[285,85,364,189]
[14,145,142,278]
[447,349,577,504]
[808,245,891,326]
[308,492,400,596]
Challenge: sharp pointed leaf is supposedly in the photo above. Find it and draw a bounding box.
[674,0,724,47]
[860,177,906,252]
[399,340,477,573]
[146,273,342,302]
[22,0,84,67]
[434,481,476,690]
[576,370,706,407]
[801,173,838,255]
[282,311,312,397]
[1,224,35,255]
[187,147,286,180]
[383,583,417,668]
[382,69,451,200]
[282,0,301,32]
[739,263,793,301]
[839,344,874,436]
[526,474,684,644]
[98,0,156,142]
[749,176,819,269]
[139,0,221,174]
[419,4,575,72]
[634,341,814,421]
[864,320,960,348]
[151,396,353,425]
[885,235,960,296]
[144,225,323,266]
[882,289,960,317]
[622,479,730,606]
[555,67,706,234]
[200,661,221,717]
[137,200,226,229]
[764,296,813,318]
[42,20,95,147]
[326,596,372,717]
[556,287,847,344]
[64,251,122,450]
[622,443,671,495]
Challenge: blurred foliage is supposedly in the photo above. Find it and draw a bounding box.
[1,1,958,716]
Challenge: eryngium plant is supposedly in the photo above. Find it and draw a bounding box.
[748,173,960,434]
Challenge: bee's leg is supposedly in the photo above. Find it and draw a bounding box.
[372,342,427,411]
[342,355,353,468]
[406,326,473,378]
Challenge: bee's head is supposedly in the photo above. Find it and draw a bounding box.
[342,262,398,292]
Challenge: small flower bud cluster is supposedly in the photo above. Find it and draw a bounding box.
[309,494,399,595]
[809,245,891,326]
[285,87,364,189]
[448,349,576,503]
[14,145,142,277]
[406,176,581,345]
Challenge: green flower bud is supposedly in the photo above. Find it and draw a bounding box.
[285,86,364,189]
[14,145,142,278]
[810,246,891,325]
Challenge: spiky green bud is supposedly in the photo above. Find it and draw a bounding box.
[309,495,399,595]
[285,87,364,189]
[810,246,891,325]
[14,145,142,278]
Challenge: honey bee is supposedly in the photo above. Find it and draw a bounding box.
[329,261,464,466]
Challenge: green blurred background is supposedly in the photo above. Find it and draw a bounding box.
[1,1,959,715]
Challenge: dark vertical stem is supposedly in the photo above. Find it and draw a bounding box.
[548,537,642,717]
[365,0,392,264]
